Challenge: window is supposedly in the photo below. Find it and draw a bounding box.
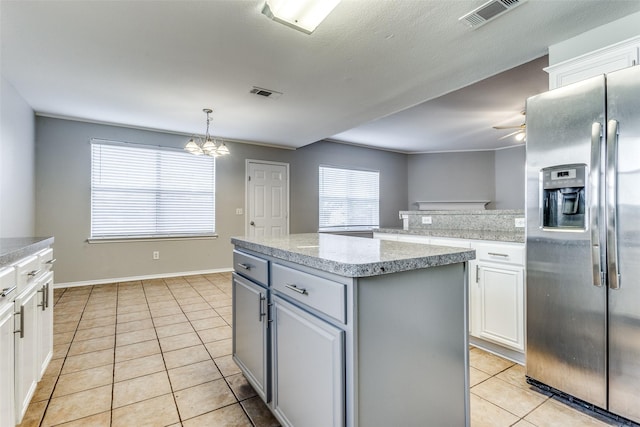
[318,165,379,231]
[90,140,215,239]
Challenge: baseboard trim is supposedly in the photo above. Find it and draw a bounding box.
[54,268,234,289]
[469,336,525,365]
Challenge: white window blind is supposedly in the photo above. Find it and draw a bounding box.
[90,141,215,239]
[318,166,379,230]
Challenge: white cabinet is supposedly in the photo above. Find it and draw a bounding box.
[14,281,40,423]
[232,273,269,402]
[272,296,344,427]
[470,242,525,352]
[0,295,16,427]
[546,36,640,89]
[0,243,54,427]
[37,272,54,378]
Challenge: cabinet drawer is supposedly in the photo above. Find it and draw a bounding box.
[37,248,55,272]
[233,250,268,286]
[272,263,346,323]
[0,267,17,303]
[14,255,40,294]
[474,243,524,265]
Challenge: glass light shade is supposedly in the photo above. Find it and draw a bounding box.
[201,138,216,155]
[185,139,203,155]
[216,142,230,156]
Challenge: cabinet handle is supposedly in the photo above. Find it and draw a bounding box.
[237,263,251,270]
[259,293,266,322]
[45,282,50,309]
[476,265,480,283]
[14,306,24,338]
[27,269,41,277]
[38,286,46,311]
[285,284,307,295]
[46,258,57,265]
[1,286,17,297]
[487,252,509,258]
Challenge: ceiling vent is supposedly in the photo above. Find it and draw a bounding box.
[459,0,526,29]
[250,86,283,99]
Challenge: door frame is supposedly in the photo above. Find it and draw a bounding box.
[245,159,290,236]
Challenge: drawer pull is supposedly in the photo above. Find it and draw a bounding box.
[237,263,251,270]
[27,269,41,277]
[46,258,57,265]
[1,286,17,297]
[488,252,509,258]
[14,306,24,338]
[285,284,307,295]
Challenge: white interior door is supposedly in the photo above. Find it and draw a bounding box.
[247,160,289,237]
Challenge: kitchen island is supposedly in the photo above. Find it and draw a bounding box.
[231,233,475,427]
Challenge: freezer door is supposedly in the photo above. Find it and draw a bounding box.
[525,75,607,408]
[606,65,640,424]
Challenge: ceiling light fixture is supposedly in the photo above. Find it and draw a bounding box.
[184,109,230,157]
[261,0,341,34]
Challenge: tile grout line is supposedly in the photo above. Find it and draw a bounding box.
[32,274,264,427]
[39,284,96,427]
[146,278,184,426]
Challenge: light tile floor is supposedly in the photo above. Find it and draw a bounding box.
[17,273,637,427]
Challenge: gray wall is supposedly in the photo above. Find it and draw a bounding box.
[494,146,525,210]
[407,151,496,210]
[0,76,36,237]
[35,118,407,284]
[290,141,407,232]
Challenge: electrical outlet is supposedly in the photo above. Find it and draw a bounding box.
[235,208,243,215]
[421,216,432,225]
[153,251,160,260]
[515,218,525,228]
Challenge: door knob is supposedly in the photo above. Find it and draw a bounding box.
[250,221,255,226]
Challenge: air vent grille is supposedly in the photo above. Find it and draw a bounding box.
[250,86,283,99]
[459,0,526,29]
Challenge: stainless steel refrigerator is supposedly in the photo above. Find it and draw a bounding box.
[526,65,640,424]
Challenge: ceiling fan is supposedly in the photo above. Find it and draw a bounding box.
[493,110,526,141]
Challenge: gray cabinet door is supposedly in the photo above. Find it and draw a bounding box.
[232,273,269,402]
[272,295,344,427]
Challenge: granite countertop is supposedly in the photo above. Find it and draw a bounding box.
[0,237,55,268]
[375,228,525,244]
[231,233,475,278]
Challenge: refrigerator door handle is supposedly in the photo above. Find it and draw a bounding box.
[590,122,603,287]
[606,119,621,290]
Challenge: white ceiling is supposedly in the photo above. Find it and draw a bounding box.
[2,1,639,153]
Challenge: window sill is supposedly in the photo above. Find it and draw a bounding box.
[318,226,377,233]
[87,235,219,244]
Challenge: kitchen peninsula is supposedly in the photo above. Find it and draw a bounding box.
[231,233,475,427]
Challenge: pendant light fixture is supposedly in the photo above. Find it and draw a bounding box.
[184,108,230,157]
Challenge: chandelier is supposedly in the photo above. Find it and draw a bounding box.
[184,108,230,157]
